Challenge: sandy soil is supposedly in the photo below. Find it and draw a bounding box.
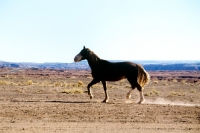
[0,68,200,133]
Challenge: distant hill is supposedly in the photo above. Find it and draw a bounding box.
[0,60,200,70]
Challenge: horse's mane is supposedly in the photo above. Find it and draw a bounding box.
[86,48,100,61]
[85,48,101,69]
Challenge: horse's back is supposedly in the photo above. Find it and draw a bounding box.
[100,60,137,71]
[92,60,138,81]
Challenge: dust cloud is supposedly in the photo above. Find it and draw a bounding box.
[145,97,200,106]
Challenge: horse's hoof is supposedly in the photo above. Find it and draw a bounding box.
[138,99,145,104]
[89,95,94,99]
[102,99,108,103]
[126,95,131,100]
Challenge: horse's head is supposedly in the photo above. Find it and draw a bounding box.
[74,46,88,62]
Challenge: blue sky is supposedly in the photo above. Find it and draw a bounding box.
[0,0,200,63]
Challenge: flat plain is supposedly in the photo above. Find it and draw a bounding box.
[0,68,200,133]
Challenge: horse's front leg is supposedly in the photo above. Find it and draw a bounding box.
[102,81,109,103]
[87,79,99,99]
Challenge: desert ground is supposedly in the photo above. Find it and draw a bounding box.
[0,68,200,133]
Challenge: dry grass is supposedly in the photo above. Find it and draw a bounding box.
[190,89,196,93]
[78,80,84,87]
[119,79,126,85]
[153,80,158,84]
[181,80,186,83]
[27,80,33,85]
[54,81,66,87]
[1,74,200,104]
[92,84,102,89]
[62,88,83,94]
[0,80,9,85]
[16,88,26,93]
[144,87,160,96]
[125,85,131,88]
[168,91,185,97]
[36,89,43,93]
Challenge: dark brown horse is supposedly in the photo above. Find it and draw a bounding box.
[74,46,150,104]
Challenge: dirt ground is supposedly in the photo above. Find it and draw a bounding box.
[0,68,200,133]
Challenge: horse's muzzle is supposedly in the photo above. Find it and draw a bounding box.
[74,54,82,62]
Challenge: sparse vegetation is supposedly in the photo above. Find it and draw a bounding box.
[27,80,33,85]
[190,89,196,93]
[119,79,126,85]
[153,80,158,84]
[0,69,200,107]
[16,88,24,93]
[78,80,84,87]
[62,88,83,94]
[168,91,185,97]
[0,80,8,85]
[1,68,200,133]
[125,85,131,88]
[36,89,43,93]
[144,87,160,96]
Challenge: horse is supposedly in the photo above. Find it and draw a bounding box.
[74,46,150,104]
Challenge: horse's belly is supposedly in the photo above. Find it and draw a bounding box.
[92,71,126,81]
[100,74,126,81]
[106,76,126,81]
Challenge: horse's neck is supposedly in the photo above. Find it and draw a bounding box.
[87,52,100,70]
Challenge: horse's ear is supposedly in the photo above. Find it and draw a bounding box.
[83,46,86,49]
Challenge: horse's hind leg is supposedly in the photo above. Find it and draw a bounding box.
[126,89,133,99]
[136,83,145,104]
[126,85,136,100]
[126,78,136,100]
[127,78,145,104]
[102,81,109,103]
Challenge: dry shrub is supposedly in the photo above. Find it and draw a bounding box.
[92,84,102,89]
[78,80,84,87]
[108,85,113,89]
[190,89,196,93]
[181,79,186,82]
[62,88,83,94]
[36,89,43,93]
[169,91,185,97]
[163,83,168,86]
[54,81,62,87]
[27,80,33,85]
[190,84,194,86]
[119,79,126,85]
[125,85,131,88]
[10,82,17,86]
[153,80,158,84]
[62,82,68,87]
[16,87,26,93]
[41,81,52,86]
[53,81,67,87]
[65,83,78,88]
[0,80,8,85]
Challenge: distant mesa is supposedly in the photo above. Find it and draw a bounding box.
[0,60,199,70]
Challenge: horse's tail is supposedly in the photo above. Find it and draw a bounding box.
[137,64,150,88]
